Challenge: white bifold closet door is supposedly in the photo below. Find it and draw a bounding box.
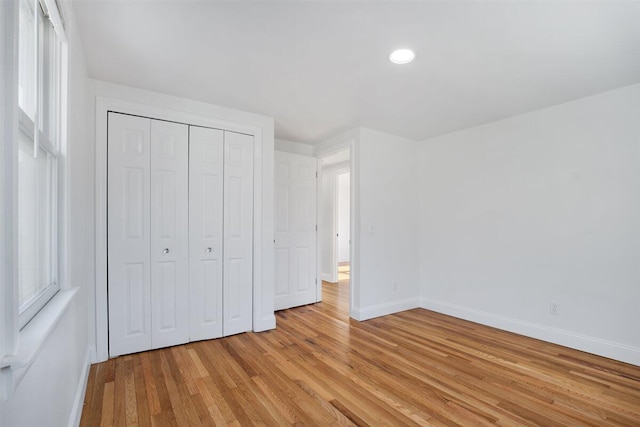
[189,126,224,341]
[109,113,254,356]
[274,151,317,311]
[108,113,189,356]
[189,127,254,339]
[107,113,152,356]
[222,131,254,336]
[149,120,189,349]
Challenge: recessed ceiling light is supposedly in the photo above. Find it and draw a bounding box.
[389,48,415,64]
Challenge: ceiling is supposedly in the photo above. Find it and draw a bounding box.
[71,1,640,144]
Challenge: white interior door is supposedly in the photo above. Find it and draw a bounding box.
[223,131,254,336]
[150,119,189,349]
[107,113,152,357]
[274,151,318,311]
[189,126,224,341]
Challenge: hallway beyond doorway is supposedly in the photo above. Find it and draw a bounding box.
[338,262,350,282]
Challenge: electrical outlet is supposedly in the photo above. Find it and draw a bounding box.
[550,301,559,315]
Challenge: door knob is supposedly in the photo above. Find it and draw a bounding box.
[206,247,212,253]
[163,248,169,254]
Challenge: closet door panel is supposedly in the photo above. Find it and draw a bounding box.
[107,113,152,356]
[189,126,224,341]
[223,131,254,336]
[150,119,189,349]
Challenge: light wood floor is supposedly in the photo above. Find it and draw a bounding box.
[338,262,350,282]
[81,280,640,426]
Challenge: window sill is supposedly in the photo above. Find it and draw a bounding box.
[0,287,78,400]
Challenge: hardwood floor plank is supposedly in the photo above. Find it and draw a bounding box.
[165,348,205,426]
[124,359,139,426]
[160,350,201,427]
[200,374,234,424]
[113,357,126,426]
[83,279,640,426]
[292,379,357,427]
[192,346,237,424]
[170,346,198,396]
[197,342,253,425]
[330,398,371,427]
[132,355,152,427]
[251,375,300,425]
[139,352,161,416]
[245,332,354,426]
[101,381,115,427]
[183,383,215,427]
[148,349,178,426]
[80,363,102,427]
[187,347,209,379]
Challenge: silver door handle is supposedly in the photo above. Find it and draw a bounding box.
[206,247,212,253]
[163,248,169,254]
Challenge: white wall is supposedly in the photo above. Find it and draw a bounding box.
[337,172,350,263]
[1,301,87,427]
[355,128,421,320]
[0,1,92,424]
[275,138,314,156]
[419,83,640,365]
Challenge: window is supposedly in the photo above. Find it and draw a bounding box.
[17,0,62,328]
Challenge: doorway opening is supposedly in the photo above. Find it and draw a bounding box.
[337,171,350,280]
[318,148,351,315]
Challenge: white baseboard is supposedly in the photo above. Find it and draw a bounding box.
[352,297,420,322]
[254,314,276,332]
[421,298,640,366]
[68,348,92,427]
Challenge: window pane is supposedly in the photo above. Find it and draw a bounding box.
[18,0,36,120]
[18,132,54,310]
[42,18,59,145]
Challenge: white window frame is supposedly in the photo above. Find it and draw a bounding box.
[1,0,71,401]
[17,110,60,329]
[16,0,62,329]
